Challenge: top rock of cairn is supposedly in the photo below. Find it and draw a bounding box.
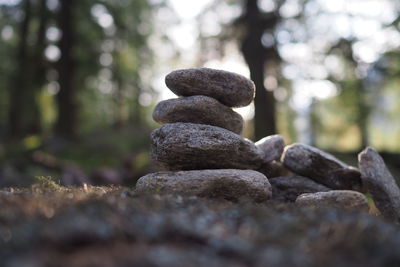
[165,68,256,107]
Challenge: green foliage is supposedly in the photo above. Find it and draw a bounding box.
[0,0,163,137]
[34,175,62,191]
[0,0,165,186]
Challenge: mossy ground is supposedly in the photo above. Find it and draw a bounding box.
[1,184,400,267]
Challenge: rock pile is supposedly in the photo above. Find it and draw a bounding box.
[136,68,272,202]
[136,68,400,221]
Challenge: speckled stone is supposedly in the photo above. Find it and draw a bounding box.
[152,95,243,134]
[136,169,272,202]
[150,123,264,170]
[359,147,400,223]
[255,135,285,163]
[270,176,331,202]
[281,143,362,191]
[296,190,369,212]
[165,68,255,107]
[257,161,292,178]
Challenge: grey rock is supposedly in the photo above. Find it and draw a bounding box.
[152,95,243,134]
[281,143,362,191]
[151,123,264,170]
[296,190,369,212]
[270,176,331,202]
[165,68,255,107]
[136,169,272,202]
[358,147,400,223]
[255,135,285,162]
[257,161,292,178]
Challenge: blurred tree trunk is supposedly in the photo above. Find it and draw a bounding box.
[240,0,278,140]
[33,0,49,89]
[112,60,128,129]
[131,87,142,125]
[30,0,49,132]
[55,0,78,138]
[309,98,318,146]
[8,0,41,138]
[113,79,125,129]
[356,84,369,148]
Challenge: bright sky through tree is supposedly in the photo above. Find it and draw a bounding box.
[152,0,399,122]
[1,0,398,120]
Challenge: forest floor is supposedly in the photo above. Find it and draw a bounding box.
[1,182,400,267]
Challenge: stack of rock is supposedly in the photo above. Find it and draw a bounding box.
[137,68,400,222]
[136,68,273,202]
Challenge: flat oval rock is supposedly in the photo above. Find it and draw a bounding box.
[281,143,362,191]
[152,95,243,134]
[151,123,264,170]
[296,190,369,212]
[165,68,255,107]
[136,169,272,202]
[270,176,330,202]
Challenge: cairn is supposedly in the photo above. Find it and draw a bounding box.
[136,68,400,220]
[136,68,272,202]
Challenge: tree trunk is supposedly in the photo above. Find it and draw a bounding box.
[132,86,142,125]
[250,57,276,140]
[8,0,33,138]
[113,61,127,129]
[357,86,369,148]
[309,98,318,146]
[240,0,277,140]
[55,0,78,138]
[30,0,49,134]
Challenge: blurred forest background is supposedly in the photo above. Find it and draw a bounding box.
[1,0,400,187]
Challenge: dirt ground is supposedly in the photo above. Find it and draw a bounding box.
[1,185,400,267]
